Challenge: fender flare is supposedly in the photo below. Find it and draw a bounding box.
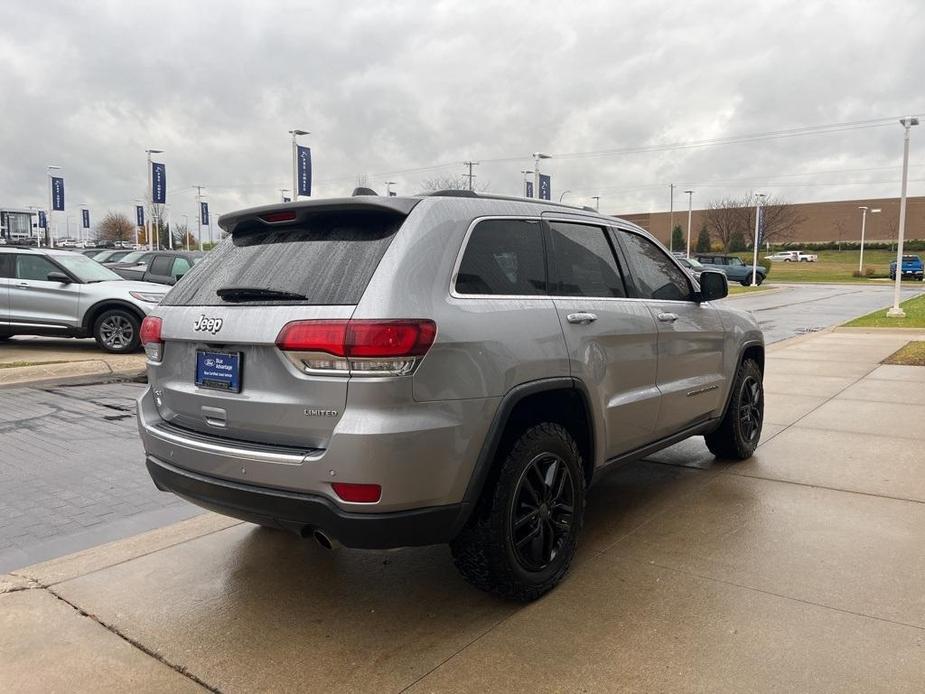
[82,299,147,333]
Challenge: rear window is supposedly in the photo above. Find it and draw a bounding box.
[162,211,403,306]
[455,219,546,296]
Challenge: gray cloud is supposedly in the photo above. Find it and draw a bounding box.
[1,0,923,236]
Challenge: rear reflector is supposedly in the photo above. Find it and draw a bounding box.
[260,211,298,223]
[331,482,382,503]
[140,316,163,361]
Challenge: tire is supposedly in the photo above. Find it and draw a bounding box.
[704,358,764,460]
[450,423,586,602]
[93,308,141,353]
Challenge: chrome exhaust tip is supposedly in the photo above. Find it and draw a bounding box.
[311,529,341,550]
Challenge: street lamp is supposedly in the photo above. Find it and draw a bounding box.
[888,117,919,318]
[385,181,396,197]
[279,188,289,202]
[668,183,675,252]
[856,206,883,273]
[559,190,571,202]
[181,214,190,250]
[289,129,310,201]
[533,152,551,200]
[684,190,694,257]
[46,165,61,247]
[520,169,533,198]
[750,193,767,287]
[591,196,600,211]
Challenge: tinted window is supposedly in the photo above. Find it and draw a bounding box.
[619,231,692,301]
[548,222,625,297]
[149,256,173,275]
[16,255,59,281]
[0,254,12,278]
[172,257,192,278]
[163,211,403,306]
[456,219,546,296]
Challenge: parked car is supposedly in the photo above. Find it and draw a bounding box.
[138,192,765,601]
[112,250,204,285]
[92,249,134,264]
[695,254,767,285]
[676,256,706,281]
[80,248,107,257]
[104,250,152,268]
[889,254,925,281]
[0,247,167,352]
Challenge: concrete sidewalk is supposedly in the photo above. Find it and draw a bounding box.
[4,329,925,693]
[0,336,145,386]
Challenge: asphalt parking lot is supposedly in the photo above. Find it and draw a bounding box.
[5,327,925,692]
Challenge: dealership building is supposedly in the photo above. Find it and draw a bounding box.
[0,208,40,244]
[616,195,925,247]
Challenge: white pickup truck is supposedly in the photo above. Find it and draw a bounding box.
[766,250,818,262]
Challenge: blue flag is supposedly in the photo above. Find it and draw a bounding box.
[151,162,167,204]
[525,181,534,198]
[81,209,90,229]
[51,177,65,211]
[38,210,47,229]
[200,201,210,226]
[756,206,765,247]
[297,145,312,196]
[136,205,145,227]
[538,175,551,201]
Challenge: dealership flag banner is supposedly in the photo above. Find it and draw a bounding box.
[38,210,47,229]
[200,201,210,226]
[151,162,167,204]
[136,205,145,227]
[538,174,551,201]
[81,209,90,229]
[51,177,65,211]
[297,145,312,196]
[525,181,534,198]
[757,205,766,247]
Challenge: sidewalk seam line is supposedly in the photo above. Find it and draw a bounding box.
[722,471,925,506]
[621,555,925,633]
[34,582,220,692]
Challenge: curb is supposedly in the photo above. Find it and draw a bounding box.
[0,361,146,388]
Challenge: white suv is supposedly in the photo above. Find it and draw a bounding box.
[0,247,167,352]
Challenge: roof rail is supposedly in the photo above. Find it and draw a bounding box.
[424,189,606,213]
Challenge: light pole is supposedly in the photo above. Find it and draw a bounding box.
[520,169,532,197]
[279,188,289,202]
[684,190,694,257]
[857,206,869,273]
[591,196,600,211]
[385,181,396,197]
[888,117,919,318]
[533,152,551,200]
[66,215,75,241]
[559,190,571,203]
[181,214,190,250]
[750,193,766,287]
[668,183,675,251]
[145,149,163,251]
[47,165,61,247]
[463,162,479,191]
[166,205,173,250]
[289,129,309,200]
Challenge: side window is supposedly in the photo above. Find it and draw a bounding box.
[149,256,172,275]
[618,231,692,301]
[547,221,626,298]
[456,219,546,296]
[15,255,59,281]
[0,254,12,278]
[172,257,192,278]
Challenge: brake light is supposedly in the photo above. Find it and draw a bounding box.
[275,319,436,376]
[260,210,298,223]
[331,482,382,503]
[140,316,163,362]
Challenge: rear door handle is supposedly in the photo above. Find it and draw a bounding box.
[657,312,679,323]
[16,282,30,289]
[566,312,598,325]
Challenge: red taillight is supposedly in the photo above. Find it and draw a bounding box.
[331,482,382,503]
[276,320,436,359]
[140,316,163,362]
[260,211,298,223]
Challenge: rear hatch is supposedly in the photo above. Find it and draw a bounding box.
[149,202,416,449]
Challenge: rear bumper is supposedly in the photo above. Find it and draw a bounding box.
[146,455,468,548]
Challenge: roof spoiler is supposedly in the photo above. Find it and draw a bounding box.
[218,197,422,236]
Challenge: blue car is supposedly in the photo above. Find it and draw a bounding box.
[889,255,924,281]
[695,254,767,286]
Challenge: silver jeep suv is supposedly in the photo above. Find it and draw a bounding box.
[138,192,764,600]
[0,247,167,352]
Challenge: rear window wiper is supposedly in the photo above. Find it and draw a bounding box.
[216,286,308,302]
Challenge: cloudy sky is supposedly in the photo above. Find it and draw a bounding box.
[1,0,923,236]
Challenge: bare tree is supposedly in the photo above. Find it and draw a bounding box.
[419,173,489,193]
[97,211,136,243]
[704,194,805,251]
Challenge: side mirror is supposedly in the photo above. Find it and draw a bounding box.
[697,270,728,302]
[46,271,72,283]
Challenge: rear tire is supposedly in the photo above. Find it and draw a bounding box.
[93,308,141,353]
[705,358,764,460]
[450,423,585,602]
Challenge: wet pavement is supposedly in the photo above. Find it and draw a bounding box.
[722,282,924,343]
[5,329,925,692]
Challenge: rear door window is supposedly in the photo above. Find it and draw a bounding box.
[547,221,626,297]
[149,256,173,276]
[455,219,546,296]
[162,210,404,306]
